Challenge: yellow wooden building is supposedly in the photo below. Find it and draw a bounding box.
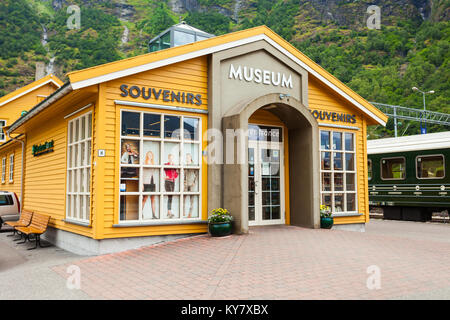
[0,26,387,255]
[0,74,63,202]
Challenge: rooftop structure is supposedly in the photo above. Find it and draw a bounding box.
[148,22,215,53]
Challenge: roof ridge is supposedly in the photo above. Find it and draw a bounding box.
[67,25,269,77]
[0,74,64,107]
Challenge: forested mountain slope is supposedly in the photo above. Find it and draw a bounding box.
[0,0,448,137]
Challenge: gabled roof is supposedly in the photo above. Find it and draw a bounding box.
[367,131,450,154]
[68,25,388,126]
[0,74,64,107]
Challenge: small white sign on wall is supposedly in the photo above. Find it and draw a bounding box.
[262,163,270,176]
[98,149,106,157]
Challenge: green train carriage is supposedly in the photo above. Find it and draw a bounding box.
[367,131,450,221]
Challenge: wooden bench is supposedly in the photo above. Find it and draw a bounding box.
[4,210,33,238]
[16,213,50,250]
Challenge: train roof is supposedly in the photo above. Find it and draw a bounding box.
[367,131,450,154]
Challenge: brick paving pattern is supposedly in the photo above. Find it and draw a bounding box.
[52,223,450,300]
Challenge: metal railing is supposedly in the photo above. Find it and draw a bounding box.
[370,102,450,136]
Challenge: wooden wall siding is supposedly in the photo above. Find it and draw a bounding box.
[92,83,107,239]
[91,88,100,238]
[308,76,368,224]
[99,57,208,239]
[22,106,94,238]
[107,56,208,110]
[0,142,22,196]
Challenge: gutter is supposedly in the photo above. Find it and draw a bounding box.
[0,134,23,149]
[4,82,72,211]
[6,131,25,212]
[7,82,73,135]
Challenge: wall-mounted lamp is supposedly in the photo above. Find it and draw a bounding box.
[279,93,291,101]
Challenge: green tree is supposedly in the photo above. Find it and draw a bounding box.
[137,3,176,38]
[185,11,231,35]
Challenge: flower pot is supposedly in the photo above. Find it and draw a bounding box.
[208,222,232,237]
[320,216,334,229]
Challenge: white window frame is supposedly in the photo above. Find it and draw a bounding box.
[1,157,5,183]
[9,154,14,182]
[119,109,203,224]
[0,120,6,142]
[65,112,92,223]
[247,138,285,226]
[320,130,358,214]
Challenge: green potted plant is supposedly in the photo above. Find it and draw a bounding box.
[208,208,233,237]
[320,205,333,229]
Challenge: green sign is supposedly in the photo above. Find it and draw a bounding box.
[32,140,54,156]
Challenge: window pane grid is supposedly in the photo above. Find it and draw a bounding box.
[1,157,5,183]
[120,110,201,222]
[9,154,13,182]
[0,120,6,141]
[66,112,92,223]
[320,130,357,214]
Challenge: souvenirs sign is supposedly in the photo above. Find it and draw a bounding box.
[120,84,203,106]
[310,109,357,124]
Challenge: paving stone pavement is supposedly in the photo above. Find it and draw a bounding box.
[0,230,89,299]
[51,221,450,300]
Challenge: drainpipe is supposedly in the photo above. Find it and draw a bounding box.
[3,83,72,213]
[6,131,25,212]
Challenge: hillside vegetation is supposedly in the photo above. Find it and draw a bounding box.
[0,0,448,137]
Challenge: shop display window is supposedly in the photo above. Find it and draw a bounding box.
[120,110,202,222]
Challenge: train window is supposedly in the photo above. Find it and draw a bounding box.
[381,157,405,180]
[416,155,445,179]
[368,160,372,180]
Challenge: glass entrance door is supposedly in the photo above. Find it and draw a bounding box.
[248,140,285,226]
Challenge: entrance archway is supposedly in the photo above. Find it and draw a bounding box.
[222,93,320,233]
